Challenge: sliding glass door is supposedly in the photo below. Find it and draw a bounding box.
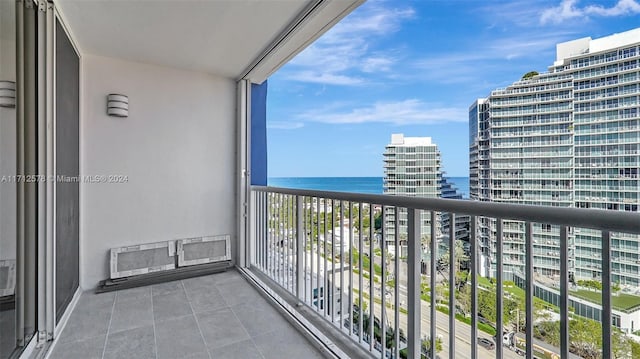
[1,1,38,357]
[0,1,19,357]
[54,17,80,322]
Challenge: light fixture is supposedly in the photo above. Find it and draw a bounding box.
[0,81,16,108]
[107,94,128,117]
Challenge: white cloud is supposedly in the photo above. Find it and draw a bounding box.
[488,32,576,59]
[297,99,467,125]
[285,71,364,86]
[412,31,574,85]
[282,1,414,86]
[362,56,396,73]
[267,121,305,130]
[540,0,584,24]
[585,0,640,16]
[481,1,549,27]
[540,0,640,24]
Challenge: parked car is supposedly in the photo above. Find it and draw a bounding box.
[478,337,496,350]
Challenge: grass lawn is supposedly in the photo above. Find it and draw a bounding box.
[351,250,382,276]
[571,289,640,312]
[477,276,525,299]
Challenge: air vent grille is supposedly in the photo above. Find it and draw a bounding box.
[110,241,176,279]
[177,235,230,267]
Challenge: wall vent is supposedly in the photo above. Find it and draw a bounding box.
[0,260,16,297]
[110,241,176,279]
[177,235,231,267]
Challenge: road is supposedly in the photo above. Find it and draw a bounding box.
[301,250,522,359]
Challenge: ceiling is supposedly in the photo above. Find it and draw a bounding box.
[55,0,333,80]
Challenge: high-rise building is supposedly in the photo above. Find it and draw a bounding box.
[383,134,440,255]
[468,99,492,276]
[471,28,640,286]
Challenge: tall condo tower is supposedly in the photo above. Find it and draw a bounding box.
[471,28,640,287]
[383,134,440,255]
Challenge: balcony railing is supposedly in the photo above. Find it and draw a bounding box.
[249,186,640,359]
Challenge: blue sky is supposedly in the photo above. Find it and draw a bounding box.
[266,0,640,177]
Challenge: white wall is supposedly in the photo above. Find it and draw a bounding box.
[81,54,236,289]
[0,0,16,262]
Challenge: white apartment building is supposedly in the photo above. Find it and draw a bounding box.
[383,134,440,255]
[470,28,640,288]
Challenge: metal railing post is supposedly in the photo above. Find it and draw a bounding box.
[448,213,456,359]
[470,216,478,359]
[407,208,421,359]
[381,206,387,359]
[358,202,364,344]
[602,231,612,358]
[560,226,569,359]
[525,222,533,359]
[430,211,437,359]
[394,207,400,359]
[297,196,304,299]
[496,219,503,359]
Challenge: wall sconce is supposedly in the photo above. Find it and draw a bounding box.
[107,94,128,117]
[0,81,16,108]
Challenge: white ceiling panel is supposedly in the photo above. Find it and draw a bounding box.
[55,0,313,78]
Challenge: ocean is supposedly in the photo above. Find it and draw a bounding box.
[268,176,470,198]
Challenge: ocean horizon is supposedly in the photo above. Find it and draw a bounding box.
[268,176,470,198]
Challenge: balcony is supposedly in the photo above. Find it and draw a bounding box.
[48,270,324,359]
[246,186,639,359]
[3,2,640,359]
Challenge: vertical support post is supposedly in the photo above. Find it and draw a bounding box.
[448,213,456,359]
[560,226,569,359]
[302,197,306,300]
[496,219,503,359]
[470,216,478,359]
[16,0,26,345]
[296,196,304,299]
[430,211,437,359]
[380,206,387,359]
[36,0,51,340]
[340,201,345,332]
[317,198,321,312]
[525,222,534,359]
[280,194,284,286]
[276,194,281,284]
[236,78,250,268]
[331,200,336,324]
[407,208,421,359]
[23,1,38,342]
[45,0,55,338]
[249,190,256,267]
[290,195,294,292]
[602,231,612,359]
[358,203,364,344]
[394,207,400,359]
[348,202,353,337]
[258,192,263,269]
[368,205,375,352]
[325,199,330,319]
[308,197,313,304]
[267,193,271,276]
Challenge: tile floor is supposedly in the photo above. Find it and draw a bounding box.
[49,270,325,359]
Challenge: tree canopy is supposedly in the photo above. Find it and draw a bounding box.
[522,71,539,80]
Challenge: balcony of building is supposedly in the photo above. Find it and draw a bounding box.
[3,1,640,359]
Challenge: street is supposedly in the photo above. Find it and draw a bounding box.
[301,250,522,359]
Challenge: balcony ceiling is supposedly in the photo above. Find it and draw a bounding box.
[55,0,361,80]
